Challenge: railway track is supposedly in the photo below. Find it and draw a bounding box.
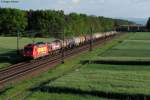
[0,34,121,91]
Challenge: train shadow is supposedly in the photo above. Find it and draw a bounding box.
[30,86,150,100]
[0,50,23,65]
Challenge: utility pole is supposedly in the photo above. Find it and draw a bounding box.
[17,31,20,55]
[128,26,130,32]
[30,31,35,44]
[61,31,65,64]
[89,27,93,51]
[138,26,140,32]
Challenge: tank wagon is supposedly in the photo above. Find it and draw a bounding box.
[47,40,62,54]
[23,31,118,59]
[73,37,81,46]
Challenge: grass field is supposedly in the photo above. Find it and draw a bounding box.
[0,37,54,68]
[0,33,127,100]
[100,32,150,58]
[128,32,150,40]
[35,64,150,98]
[1,32,150,100]
[26,32,150,100]
[28,92,108,100]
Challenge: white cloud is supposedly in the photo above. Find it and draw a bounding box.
[58,0,81,5]
[1,0,150,18]
[131,0,150,3]
[57,0,67,4]
[89,0,105,4]
[72,0,81,4]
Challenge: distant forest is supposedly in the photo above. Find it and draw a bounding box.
[0,8,134,38]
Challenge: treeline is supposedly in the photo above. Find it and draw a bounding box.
[0,8,134,38]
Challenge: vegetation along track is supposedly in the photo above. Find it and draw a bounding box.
[0,33,122,91]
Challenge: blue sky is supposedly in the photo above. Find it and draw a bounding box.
[0,0,150,18]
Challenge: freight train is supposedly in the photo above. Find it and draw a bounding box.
[23,32,118,59]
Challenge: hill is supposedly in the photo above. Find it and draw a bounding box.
[118,17,148,25]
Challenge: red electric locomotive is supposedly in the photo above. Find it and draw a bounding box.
[23,42,49,59]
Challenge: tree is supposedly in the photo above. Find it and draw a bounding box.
[0,8,27,34]
[146,17,150,30]
[27,10,65,37]
[0,8,134,37]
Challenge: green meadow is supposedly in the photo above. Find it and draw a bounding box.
[27,32,150,100]
[100,32,150,60]
[1,33,150,100]
[0,37,54,68]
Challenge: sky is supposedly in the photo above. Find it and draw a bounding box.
[0,0,150,18]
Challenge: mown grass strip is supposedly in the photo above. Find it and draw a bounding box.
[39,63,150,99]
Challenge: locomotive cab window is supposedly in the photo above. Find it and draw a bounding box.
[24,47,33,51]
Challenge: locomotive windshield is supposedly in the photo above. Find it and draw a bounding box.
[24,47,33,52]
